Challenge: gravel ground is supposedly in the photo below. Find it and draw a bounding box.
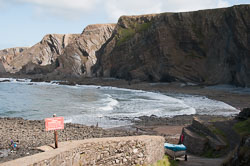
[0,117,139,163]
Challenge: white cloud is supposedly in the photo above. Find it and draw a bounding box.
[2,0,231,20]
[8,0,101,18]
[18,0,100,11]
[105,0,163,21]
[105,0,230,21]
[218,0,230,7]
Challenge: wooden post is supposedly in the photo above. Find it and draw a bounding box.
[53,114,58,148]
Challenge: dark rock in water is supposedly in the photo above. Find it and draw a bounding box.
[94,5,250,87]
[237,108,250,120]
[31,78,44,82]
[0,80,10,82]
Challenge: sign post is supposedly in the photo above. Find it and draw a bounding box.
[53,114,58,148]
[45,114,64,148]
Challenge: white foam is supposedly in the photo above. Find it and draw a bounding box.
[176,95,240,116]
[64,118,72,123]
[0,79,241,128]
[99,94,119,111]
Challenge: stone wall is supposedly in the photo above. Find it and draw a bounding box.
[1,136,164,166]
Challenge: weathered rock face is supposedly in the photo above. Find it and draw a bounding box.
[0,47,29,73]
[0,34,79,73]
[94,5,250,86]
[237,108,250,120]
[223,135,250,166]
[58,24,116,77]
[181,117,227,155]
[0,60,6,74]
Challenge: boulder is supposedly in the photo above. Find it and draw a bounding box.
[181,117,227,155]
[182,128,208,155]
[237,108,250,120]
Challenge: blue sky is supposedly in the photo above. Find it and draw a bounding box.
[0,0,249,50]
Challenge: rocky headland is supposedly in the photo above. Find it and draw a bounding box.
[0,4,250,166]
[57,24,116,77]
[0,5,249,87]
[94,5,250,87]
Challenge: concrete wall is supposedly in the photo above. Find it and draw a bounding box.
[1,136,164,166]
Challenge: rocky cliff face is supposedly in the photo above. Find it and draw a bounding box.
[94,5,250,86]
[0,34,79,73]
[0,47,29,73]
[57,24,116,77]
[0,24,115,77]
[0,60,6,73]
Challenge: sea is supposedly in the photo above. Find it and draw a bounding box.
[0,78,241,128]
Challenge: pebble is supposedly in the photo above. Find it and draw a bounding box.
[0,117,139,163]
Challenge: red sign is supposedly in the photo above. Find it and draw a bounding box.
[45,117,64,131]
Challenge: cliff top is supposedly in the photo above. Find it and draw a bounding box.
[118,4,250,19]
[82,24,116,34]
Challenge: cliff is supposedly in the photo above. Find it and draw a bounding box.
[0,24,116,77]
[0,60,6,73]
[0,5,249,87]
[0,47,29,73]
[57,24,116,77]
[0,34,79,73]
[94,5,250,86]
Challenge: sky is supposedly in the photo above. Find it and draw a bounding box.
[0,0,249,50]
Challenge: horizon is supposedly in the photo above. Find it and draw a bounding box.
[0,0,249,50]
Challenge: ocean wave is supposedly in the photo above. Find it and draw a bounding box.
[176,95,240,116]
[99,94,119,111]
[0,79,241,128]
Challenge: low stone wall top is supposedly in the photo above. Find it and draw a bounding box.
[1,135,164,166]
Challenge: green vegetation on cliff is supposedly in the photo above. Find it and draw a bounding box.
[233,118,250,136]
[116,22,152,46]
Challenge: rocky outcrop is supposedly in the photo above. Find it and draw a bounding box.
[94,5,250,86]
[0,60,6,74]
[0,34,79,73]
[0,47,29,73]
[223,135,250,166]
[181,117,227,155]
[0,24,115,77]
[237,108,250,120]
[57,24,116,77]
